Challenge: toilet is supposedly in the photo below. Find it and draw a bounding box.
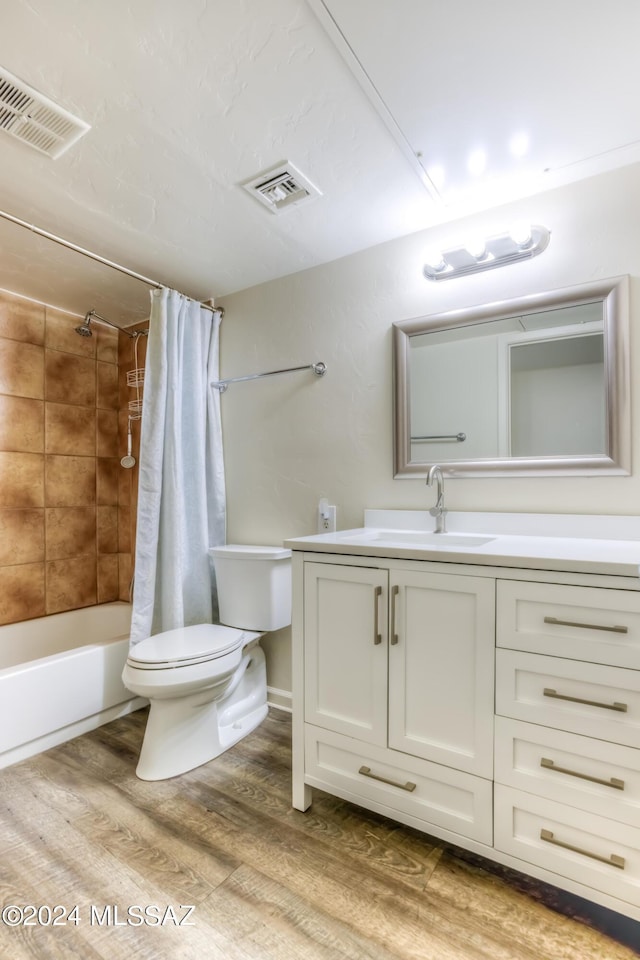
[122,544,291,781]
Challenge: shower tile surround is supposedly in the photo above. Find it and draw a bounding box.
[0,289,145,624]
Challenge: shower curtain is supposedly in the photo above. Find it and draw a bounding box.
[129,288,225,647]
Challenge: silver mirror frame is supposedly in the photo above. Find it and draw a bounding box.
[393,275,630,478]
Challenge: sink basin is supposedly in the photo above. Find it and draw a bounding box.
[373,531,495,547]
[340,530,495,547]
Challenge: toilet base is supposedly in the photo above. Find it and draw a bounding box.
[135,644,268,781]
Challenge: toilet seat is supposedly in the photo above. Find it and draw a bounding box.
[127,623,249,670]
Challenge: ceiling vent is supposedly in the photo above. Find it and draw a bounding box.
[0,66,90,159]
[242,162,321,213]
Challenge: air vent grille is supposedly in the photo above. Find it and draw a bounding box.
[242,162,321,214]
[0,67,90,158]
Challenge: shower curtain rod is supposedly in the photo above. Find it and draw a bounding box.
[211,361,327,392]
[0,207,223,316]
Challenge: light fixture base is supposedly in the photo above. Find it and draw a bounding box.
[423,225,550,281]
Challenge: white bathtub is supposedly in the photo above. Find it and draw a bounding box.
[0,602,146,769]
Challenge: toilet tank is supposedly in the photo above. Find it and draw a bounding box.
[209,545,291,632]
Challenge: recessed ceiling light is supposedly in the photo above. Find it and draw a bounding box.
[426,164,446,190]
[509,132,530,158]
[467,148,487,177]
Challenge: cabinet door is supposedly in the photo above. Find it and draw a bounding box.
[304,562,388,745]
[388,570,495,776]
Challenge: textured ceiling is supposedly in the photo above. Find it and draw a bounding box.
[0,0,639,324]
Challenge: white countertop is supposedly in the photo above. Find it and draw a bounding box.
[284,511,640,578]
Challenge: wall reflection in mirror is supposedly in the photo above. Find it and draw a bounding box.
[393,277,629,477]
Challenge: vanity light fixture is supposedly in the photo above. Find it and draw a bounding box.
[423,224,550,282]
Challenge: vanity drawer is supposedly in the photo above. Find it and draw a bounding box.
[304,724,492,844]
[496,650,640,747]
[494,785,640,907]
[496,580,640,669]
[495,716,640,826]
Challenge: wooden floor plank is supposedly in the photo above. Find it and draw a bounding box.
[198,863,400,960]
[0,707,637,960]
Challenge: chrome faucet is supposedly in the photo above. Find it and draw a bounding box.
[426,464,447,533]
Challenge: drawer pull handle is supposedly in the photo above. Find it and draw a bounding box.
[543,616,628,635]
[540,829,625,870]
[373,586,382,645]
[543,687,628,713]
[540,757,625,791]
[358,765,416,792]
[391,585,400,645]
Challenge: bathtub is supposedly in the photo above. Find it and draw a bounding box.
[0,602,146,770]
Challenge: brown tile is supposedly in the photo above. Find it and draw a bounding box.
[45,402,96,456]
[118,412,141,463]
[97,458,119,505]
[45,351,96,406]
[45,306,95,358]
[97,360,119,409]
[45,455,95,507]
[0,452,44,507]
[97,505,118,554]
[118,329,139,365]
[97,408,118,458]
[46,507,96,561]
[46,556,97,613]
[98,554,119,603]
[118,552,132,602]
[0,338,44,398]
[0,291,45,345]
[121,358,145,398]
[0,396,44,452]
[118,505,132,553]
[96,327,119,364]
[0,509,45,565]
[118,464,132,506]
[0,562,45,624]
[117,408,129,460]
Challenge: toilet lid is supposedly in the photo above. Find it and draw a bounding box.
[127,624,246,667]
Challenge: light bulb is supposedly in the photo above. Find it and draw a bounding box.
[424,248,446,272]
[509,132,530,158]
[464,236,487,260]
[509,222,533,247]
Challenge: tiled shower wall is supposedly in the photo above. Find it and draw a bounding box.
[0,289,143,625]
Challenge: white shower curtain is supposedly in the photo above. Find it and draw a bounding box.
[129,288,225,647]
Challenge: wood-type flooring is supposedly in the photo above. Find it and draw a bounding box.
[0,708,638,960]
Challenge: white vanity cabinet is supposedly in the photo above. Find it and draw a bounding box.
[298,557,495,844]
[289,524,640,923]
[494,579,640,911]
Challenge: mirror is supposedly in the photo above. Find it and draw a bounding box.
[393,276,630,477]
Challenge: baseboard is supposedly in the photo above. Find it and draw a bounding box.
[267,686,292,713]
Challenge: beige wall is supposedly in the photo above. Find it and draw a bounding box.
[0,290,140,625]
[2,164,638,677]
[218,165,640,695]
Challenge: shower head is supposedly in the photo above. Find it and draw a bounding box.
[74,308,143,339]
[74,312,93,337]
